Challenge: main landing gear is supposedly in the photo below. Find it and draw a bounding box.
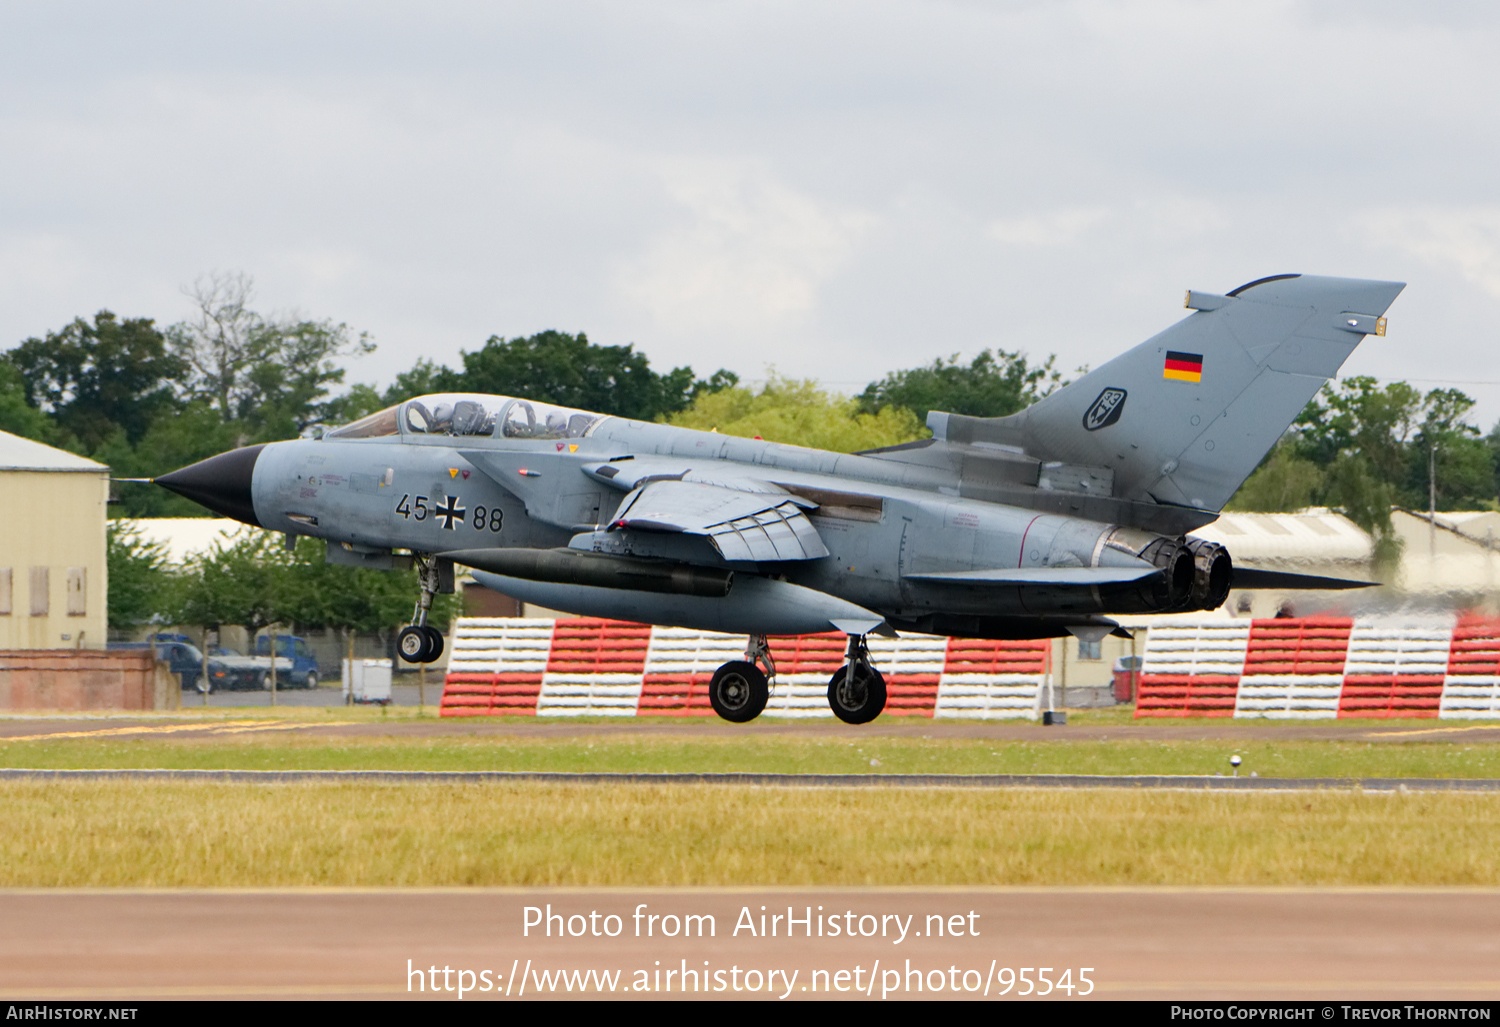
[827,634,886,725]
[706,632,888,724]
[397,555,447,664]
[708,634,774,722]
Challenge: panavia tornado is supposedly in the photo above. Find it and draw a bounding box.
[156,274,1403,724]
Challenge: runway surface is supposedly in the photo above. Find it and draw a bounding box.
[2,767,1498,790]
[2,889,1497,1001]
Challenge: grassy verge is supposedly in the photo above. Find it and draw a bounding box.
[2,731,1500,778]
[2,781,1497,887]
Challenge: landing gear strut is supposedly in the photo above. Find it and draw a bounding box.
[828,634,886,725]
[397,555,447,664]
[708,634,775,723]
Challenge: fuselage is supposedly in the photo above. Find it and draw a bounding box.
[193,392,1203,637]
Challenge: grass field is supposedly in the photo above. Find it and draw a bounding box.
[3,780,1499,887]
[6,711,1500,888]
[3,726,1500,778]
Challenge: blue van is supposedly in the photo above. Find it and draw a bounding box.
[251,635,323,689]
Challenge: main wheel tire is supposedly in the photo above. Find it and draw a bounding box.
[398,625,430,663]
[708,661,769,723]
[827,663,887,725]
[304,672,318,691]
[421,625,445,663]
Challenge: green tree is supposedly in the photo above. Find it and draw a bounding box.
[1487,421,1500,505]
[172,528,289,639]
[1233,378,1500,569]
[170,530,459,657]
[1279,377,1422,558]
[858,349,1062,425]
[0,359,50,441]
[670,374,926,453]
[105,522,175,630]
[278,538,461,664]
[7,311,185,453]
[1226,441,1324,513]
[103,401,245,517]
[1409,388,1497,511]
[1292,377,1422,489]
[450,330,734,421]
[169,272,373,441]
[321,358,453,426]
[383,358,452,406]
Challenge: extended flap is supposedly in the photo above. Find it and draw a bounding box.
[612,479,829,562]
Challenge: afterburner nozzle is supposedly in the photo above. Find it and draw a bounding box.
[1184,538,1233,611]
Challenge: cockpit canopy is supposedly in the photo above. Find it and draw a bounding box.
[324,393,606,441]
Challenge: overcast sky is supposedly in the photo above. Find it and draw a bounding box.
[4,1,1500,425]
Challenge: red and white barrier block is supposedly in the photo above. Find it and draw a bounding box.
[1136,614,1500,719]
[441,618,1053,719]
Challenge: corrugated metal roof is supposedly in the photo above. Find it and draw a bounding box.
[0,430,106,472]
[1190,509,1372,563]
[1434,510,1500,546]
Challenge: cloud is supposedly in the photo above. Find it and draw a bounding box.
[987,197,1225,250]
[0,234,88,301]
[1135,196,1228,241]
[4,3,1500,420]
[614,164,873,335]
[988,207,1110,247]
[1360,206,1500,298]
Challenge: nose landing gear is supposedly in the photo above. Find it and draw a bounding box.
[708,634,776,723]
[397,555,450,664]
[828,633,886,725]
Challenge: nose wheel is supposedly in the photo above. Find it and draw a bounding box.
[828,634,886,724]
[400,555,448,664]
[398,624,445,664]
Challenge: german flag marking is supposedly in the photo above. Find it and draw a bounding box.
[1163,350,1203,383]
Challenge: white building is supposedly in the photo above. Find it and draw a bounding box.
[1389,508,1500,604]
[0,431,109,650]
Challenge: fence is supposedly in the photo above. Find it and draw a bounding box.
[1136,614,1500,719]
[441,618,1052,719]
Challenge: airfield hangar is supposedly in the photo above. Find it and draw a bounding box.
[0,430,109,650]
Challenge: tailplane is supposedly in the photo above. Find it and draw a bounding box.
[928,274,1405,513]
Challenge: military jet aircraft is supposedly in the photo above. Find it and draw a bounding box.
[156,273,1403,724]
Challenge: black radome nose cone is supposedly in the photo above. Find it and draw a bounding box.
[154,445,266,526]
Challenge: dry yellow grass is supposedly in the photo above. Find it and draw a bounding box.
[3,781,1499,887]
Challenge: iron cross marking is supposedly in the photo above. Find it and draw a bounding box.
[435,494,466,530]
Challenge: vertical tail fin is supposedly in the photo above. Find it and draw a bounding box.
[929,274,1405,513]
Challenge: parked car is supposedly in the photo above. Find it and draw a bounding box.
[251,634,322,689]
[205,646,284,691]
[106,639,225,693]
